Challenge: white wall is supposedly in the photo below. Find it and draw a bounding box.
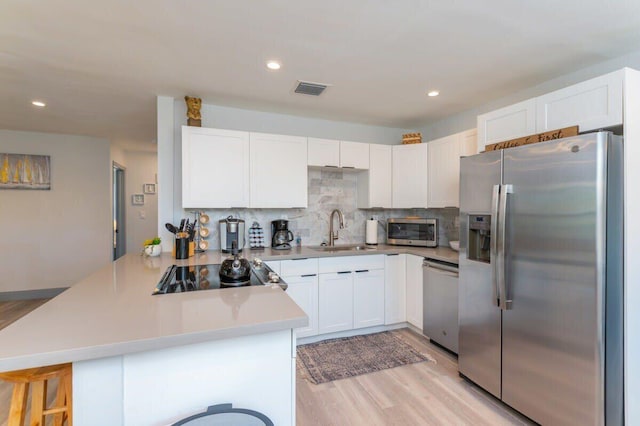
[124,151,158,254]
[0,130,111,292]
[417,49,640,140]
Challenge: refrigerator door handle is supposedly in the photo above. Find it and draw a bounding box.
[491,184,500,306]
[499,184,513,310]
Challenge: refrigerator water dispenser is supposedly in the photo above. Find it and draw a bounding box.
[468,215,491,263]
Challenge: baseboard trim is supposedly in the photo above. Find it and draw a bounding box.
[0,287,68,302]
[296,322,408,346]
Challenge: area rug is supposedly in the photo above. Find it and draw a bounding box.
[297,330,436,384]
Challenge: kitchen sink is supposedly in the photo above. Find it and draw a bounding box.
[309,244,377,252]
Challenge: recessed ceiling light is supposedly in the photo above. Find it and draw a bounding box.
[266,61,281,70]
[427,91,440,97]
[31,100,46,107]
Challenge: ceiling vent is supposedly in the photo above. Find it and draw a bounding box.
[294,81,328,96]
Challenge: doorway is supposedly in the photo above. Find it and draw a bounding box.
[113,162,126,260]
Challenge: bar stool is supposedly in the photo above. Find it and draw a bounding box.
[0,363,72,426]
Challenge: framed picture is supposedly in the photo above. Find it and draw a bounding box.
[0,153,51,190]
[143,183,156,194]
[132,194,145,205]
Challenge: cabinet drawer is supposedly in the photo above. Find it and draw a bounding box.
[281,258,318,277]
[318,255,384,273]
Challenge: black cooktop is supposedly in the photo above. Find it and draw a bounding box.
[152,262,281,295]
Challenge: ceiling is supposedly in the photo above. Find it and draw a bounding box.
[2,0,640,151]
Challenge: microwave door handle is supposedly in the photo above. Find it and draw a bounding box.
[498,184,513,310]
[491,184,500,307]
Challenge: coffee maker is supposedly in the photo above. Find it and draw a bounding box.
[220,216,245,253]
[271,219,294,250]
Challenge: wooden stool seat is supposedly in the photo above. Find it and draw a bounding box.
[0,363,72,426]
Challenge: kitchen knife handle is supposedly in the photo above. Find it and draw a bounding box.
[498,184,513,310]
[491,184,500,307]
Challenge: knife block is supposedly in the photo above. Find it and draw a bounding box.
[172,241,195,258]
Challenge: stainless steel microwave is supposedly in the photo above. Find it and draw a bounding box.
[387,218,438,247]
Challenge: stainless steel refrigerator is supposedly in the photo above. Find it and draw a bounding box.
[458,132,623,425]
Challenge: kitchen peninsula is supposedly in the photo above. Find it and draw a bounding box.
[0,244,455,425]
[0,252,307,425]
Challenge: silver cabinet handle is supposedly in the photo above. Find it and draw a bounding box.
[498,184,513,310]
[491,184,500,307]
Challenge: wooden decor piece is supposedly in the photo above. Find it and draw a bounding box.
[402,132,422,144]
[185,96,202,127]
[484,126,579,152]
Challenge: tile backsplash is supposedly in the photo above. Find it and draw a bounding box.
[192,169,459,250]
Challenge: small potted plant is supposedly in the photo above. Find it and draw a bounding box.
[143,237,162,257]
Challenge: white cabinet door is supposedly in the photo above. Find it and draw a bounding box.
[182,126,250,208]
[405,254,424,330]
[249,132,307,208]
[385,253,406,325]
[340,141,370,169]
[318,272,353,334]
[392,143,428,209]
[459,128,478,157]
[427,134,461,208]
[280,258,318,276]
[308,138,339,167]
[285,274,319,338]
[357,144,392,208]
[477,98,536,152]
[353,269,385,329]
[536,70,623,133]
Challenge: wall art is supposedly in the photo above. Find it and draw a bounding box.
[0,153,51,190]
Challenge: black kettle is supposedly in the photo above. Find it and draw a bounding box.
[219,241,251,286]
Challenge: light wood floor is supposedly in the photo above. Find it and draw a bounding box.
[297,329,534,426]
[1,300,532,425]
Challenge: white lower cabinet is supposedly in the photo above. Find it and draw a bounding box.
[318,255,385,335]
[280,258,319,338]
[318,272,354,334]
[353,269,385,329]
[286,274,319,338]
[406,254,424,330]
[384,254,406,324]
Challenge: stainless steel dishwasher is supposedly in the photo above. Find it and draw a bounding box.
[422,258,459,354]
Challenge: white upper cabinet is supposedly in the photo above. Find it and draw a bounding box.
[459,128,478,157]
[477,99,536,152]
[250,132,307,208]
[308,138,370,169]
[536,70,623,133]
[427,134,461,208]
[477,71,625,153]
[392,143,428,209]
[182,126,250,208]
[340,141,370,169]
[307,138,339,167]
[426,128,477,208]
[357,144,392,209]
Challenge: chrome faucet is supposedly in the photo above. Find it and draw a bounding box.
[328,209,345,246]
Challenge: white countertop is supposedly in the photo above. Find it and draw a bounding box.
[0,244,458,372]
[0,253,307,372]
